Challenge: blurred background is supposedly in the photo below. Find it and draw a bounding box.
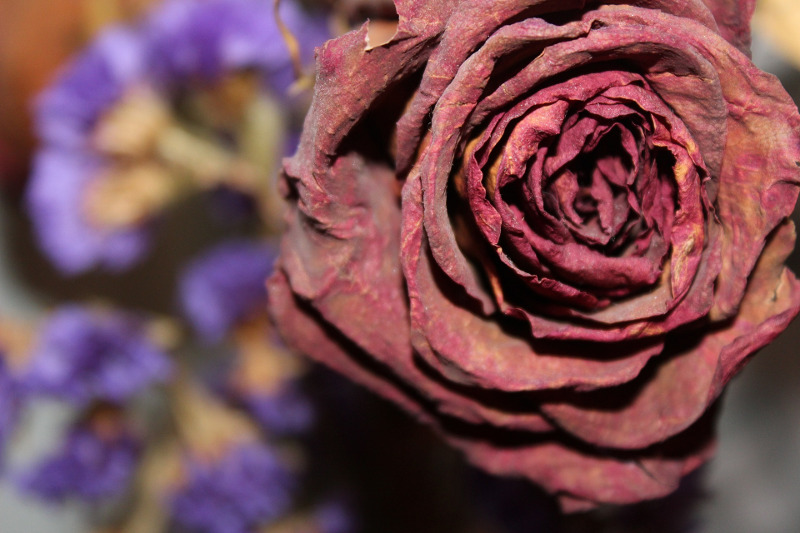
[0,1,798,532]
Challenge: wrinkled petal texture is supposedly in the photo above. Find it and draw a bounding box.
[269,0,800,509]
[701,0,756,53]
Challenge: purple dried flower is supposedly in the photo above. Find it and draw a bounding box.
[26,0,328,275]
[23,306,172,406]
[145,0,330,94]
[179,241,277,342]
[240,384,314,436]
[170,443,295,533]
[26,25,151,274]
[17,424,140,502]
[35,26,146,150]
[0,356,20,466]
[26,149,151,274]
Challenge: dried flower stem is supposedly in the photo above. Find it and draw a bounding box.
[273,0,303,82]
[168,373,257,462]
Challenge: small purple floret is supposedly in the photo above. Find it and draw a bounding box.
[23,305,172,406]
[17,425,140,502]
[179,240,277,342]
[146,0,330,94]
[0,357,20,467]
[26,149,151,274]
[242,384,314,436]
[170,443,295,533]
[35,27,145,150]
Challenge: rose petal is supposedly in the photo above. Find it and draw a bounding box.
[404,171,664,392]
[396,0,720,174]
[452,403,717,506]
[701,0,756,53]
[540,221,800,449]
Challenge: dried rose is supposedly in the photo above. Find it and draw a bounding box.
[268,0,800,510]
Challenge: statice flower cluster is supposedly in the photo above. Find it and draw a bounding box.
[27,29,151,274]
[0,1,356,532]
[170,444,295,533]
[146,0,328,93]
[10,305,167,502]
[239,382,314,436]
[17,423,140,502]
[27,0,328,275]
[0,356,19,467]
[23,306,172,406]
[180,240,277,342]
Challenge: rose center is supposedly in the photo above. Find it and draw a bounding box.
[458,72,703,307]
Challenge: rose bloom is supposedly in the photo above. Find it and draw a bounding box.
[268,0,800,510]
